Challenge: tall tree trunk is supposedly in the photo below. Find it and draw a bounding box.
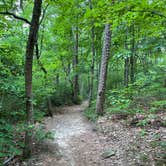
[96,48,101,85]
[88,0,95,106]
[124,34,129,87]
[130,24,135,83]
[20,0,23,10]
[23,0,42,158]
[164,78,166,87]
[47,97,53,117]
[124,57,129,87]
[130,55,134,83]
[96,24,111,115]
[56,73,59,85]
[73,26,79,103]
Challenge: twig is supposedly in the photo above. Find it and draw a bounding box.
[154,157,166,162]
[3,155,15,165]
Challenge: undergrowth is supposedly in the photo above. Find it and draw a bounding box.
[84,101,98,122]
[85,69,166,123]
[0,76,53,165]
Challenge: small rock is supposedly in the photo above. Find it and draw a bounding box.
[102,149,116,159]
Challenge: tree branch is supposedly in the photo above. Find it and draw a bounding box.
[0,10,47,75]
[129,9,166,19]
[39,4,49,25]
[35,42,47,75]
[3,155,15,165]
[150,10,166,19]
[0,11,31,24]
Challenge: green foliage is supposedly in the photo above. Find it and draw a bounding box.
[34,110,46,122]
[0,0,166,163]
[151,100,166,109]
[104,64,166,118]
[34,125,54,142]
[0,74,47,163]
[84,101,98,122]
[105,89,133,115]
[0,121,24,164]
[136,114,156,127]
[150,134,166,165]
[139,129,148,137]
[50,83,74,106]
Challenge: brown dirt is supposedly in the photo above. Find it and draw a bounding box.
[20,101,166,166]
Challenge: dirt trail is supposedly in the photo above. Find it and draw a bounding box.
[31,101,105,166]
[44,101,95,166]
[46,101,91,148]
[28,101,165,166]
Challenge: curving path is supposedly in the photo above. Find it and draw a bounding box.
[32,101,105,166]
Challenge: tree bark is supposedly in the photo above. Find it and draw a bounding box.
[124,57,129,87]
[88,0,95,106]
[96,24,111,115]
[20,0,23,10]
[56,73,59,85]
[124,34,129,87]
[23,0,42,158]
[73,26,79,103]
[130,24,135,83]
[47,97,53,117]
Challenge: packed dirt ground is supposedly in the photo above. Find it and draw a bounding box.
[13,101,165,166]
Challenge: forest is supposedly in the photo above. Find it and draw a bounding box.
[0,0,166,165]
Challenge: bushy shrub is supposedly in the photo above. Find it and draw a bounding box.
[84,101,98,122]
[47,82,82,107]
[0,120,24,165]
[0,75,48,164]
[50,83,73,106]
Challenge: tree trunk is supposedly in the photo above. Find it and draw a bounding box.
[124,57,129,87]
[88,0,95,106]
[20,0,23,10]
[130,24,135,83]
[47,97,53,117]
[96,52,100,86]
[124,36,129,87]
[130,55,134,83]
[73,26,79,103]
[56,73,59,85]
[23,0,42,158]
[96,24,111,115]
